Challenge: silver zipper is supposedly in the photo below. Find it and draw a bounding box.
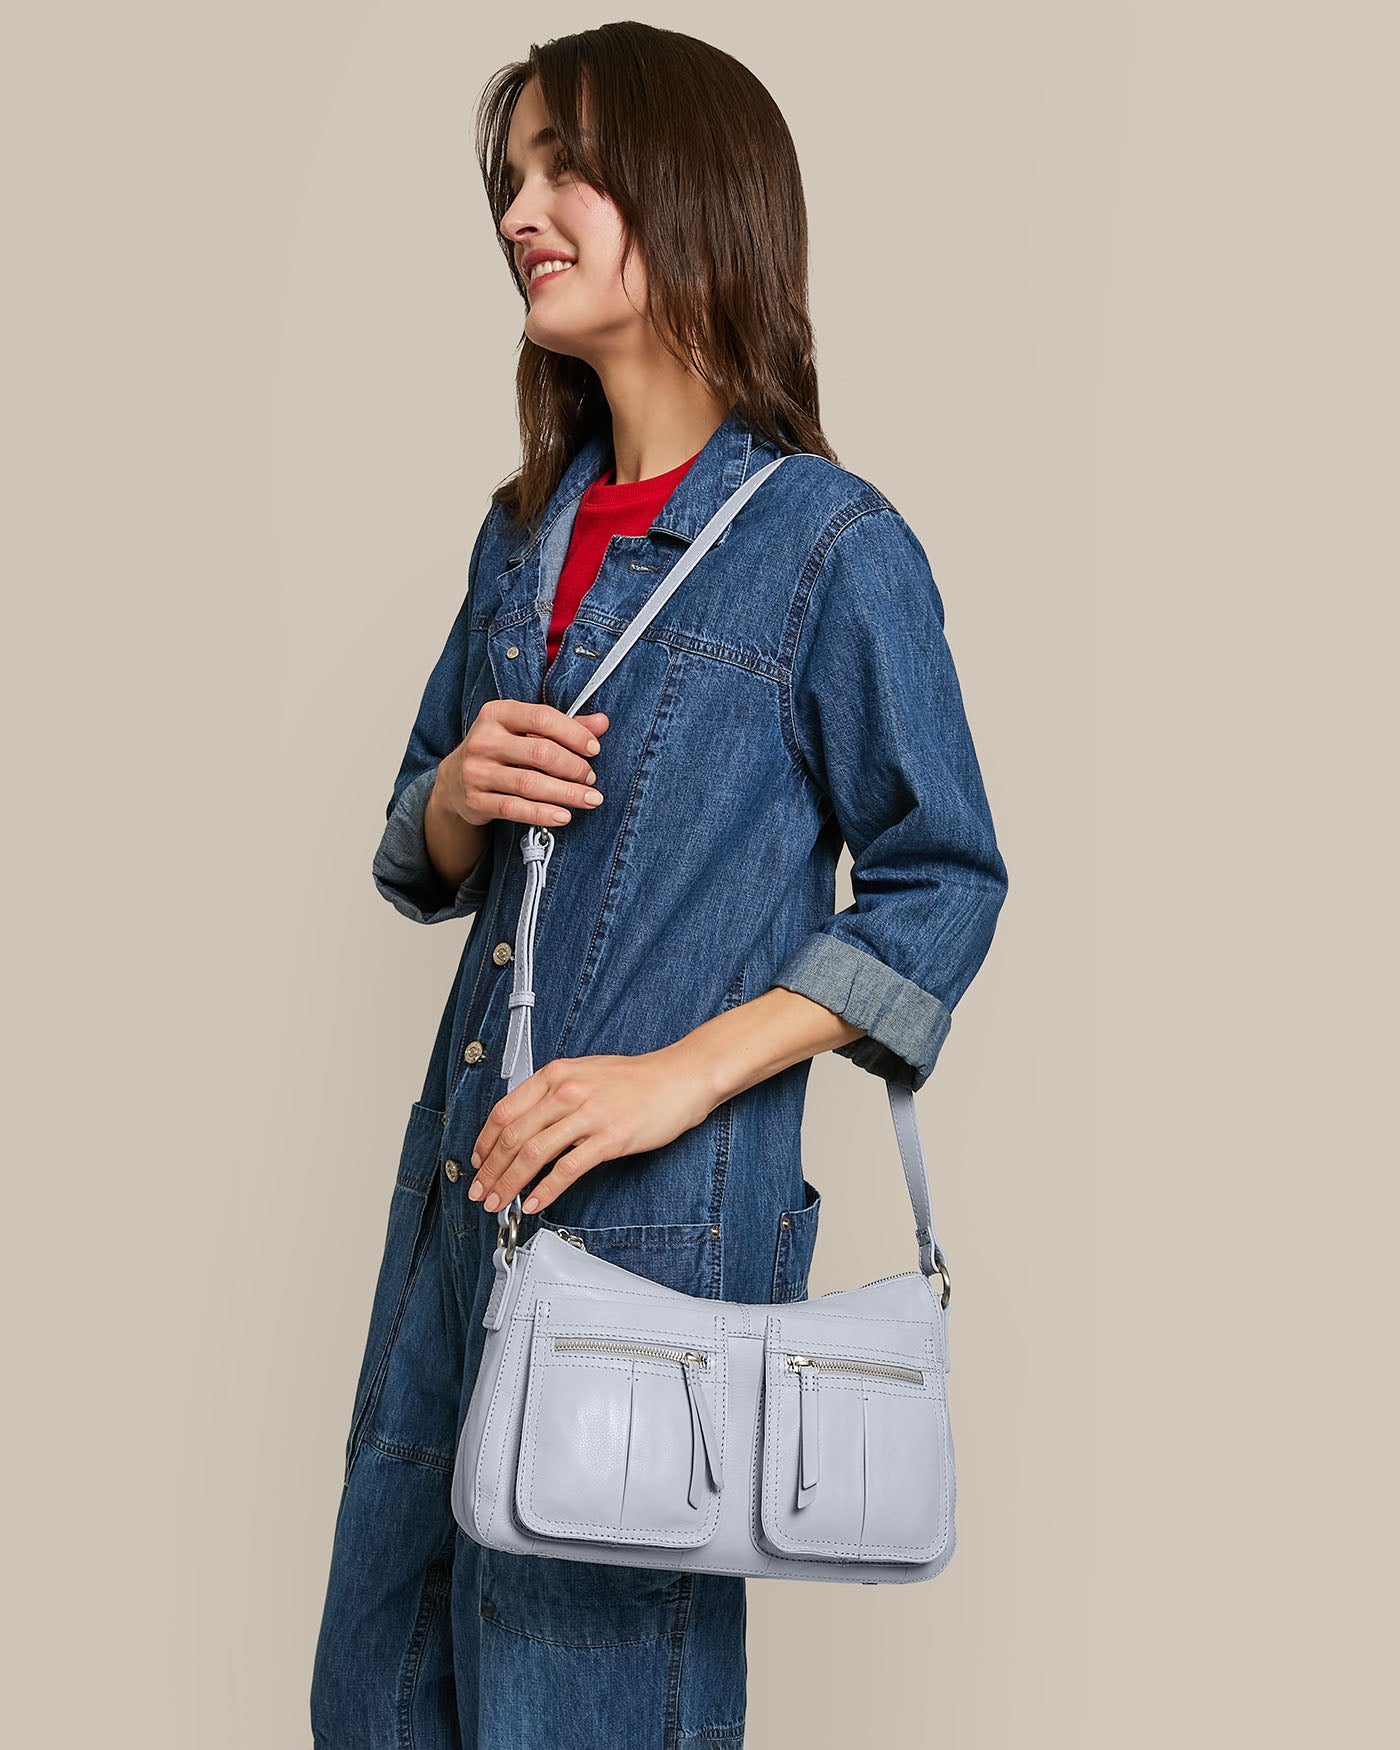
[551,1227,588,1251]
[552,1335,710,1367]
[785,1352,924,1384]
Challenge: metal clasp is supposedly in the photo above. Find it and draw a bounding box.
[497,1208,519,1264]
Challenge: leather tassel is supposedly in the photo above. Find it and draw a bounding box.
[683,1365,722,1506]
[797,1369,820,1507]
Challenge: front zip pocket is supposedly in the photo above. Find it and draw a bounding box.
[781,1354,923,1507]
[554,1335,710,1368]
[785,1351,923,1384]
[758,1320,951,1564]
[513,1302,726,1549]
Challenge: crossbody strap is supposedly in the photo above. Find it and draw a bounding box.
[493,450,950,1302]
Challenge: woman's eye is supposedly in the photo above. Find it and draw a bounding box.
[504,150,573,205]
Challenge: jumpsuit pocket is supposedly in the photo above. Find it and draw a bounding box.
[769,1177,822,1303]
[535,1213,722,1299]
[479,1544,685,1647]
[343,1100,446,1483]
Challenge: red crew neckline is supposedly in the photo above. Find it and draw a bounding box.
[582,446,703,511]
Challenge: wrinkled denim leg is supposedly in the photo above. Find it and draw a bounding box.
[453,1209,749,1748]
[474,1548,746,1748]
[311,1173,464,1749]
[312,1171,749,1747]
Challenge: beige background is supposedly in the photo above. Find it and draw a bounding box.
[4,2,1394,1744]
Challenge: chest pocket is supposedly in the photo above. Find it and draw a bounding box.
[533,1215,723,1299]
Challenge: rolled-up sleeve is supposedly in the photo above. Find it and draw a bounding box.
[372,510,497,925]
[771,503,1009,1091]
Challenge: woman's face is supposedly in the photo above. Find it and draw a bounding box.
[498,78,648,365]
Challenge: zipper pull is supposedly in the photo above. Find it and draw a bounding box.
[682,1360,722,1506]
[797,1368,820,1506]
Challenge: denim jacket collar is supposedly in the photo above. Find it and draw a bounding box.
[500,408,784,568]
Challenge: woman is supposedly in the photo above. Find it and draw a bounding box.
[312,21,1008,1749]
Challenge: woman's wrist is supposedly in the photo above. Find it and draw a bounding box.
[663,985,867,1114]
[424,761,489,890]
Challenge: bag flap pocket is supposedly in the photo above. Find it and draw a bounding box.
[514,1298,726,1549]
[758,1311,952,1564]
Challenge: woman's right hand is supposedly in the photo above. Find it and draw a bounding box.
[436,699,609,831]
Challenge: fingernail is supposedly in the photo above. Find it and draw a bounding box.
[552,809,570,822]
[468,1180,483,1199]
[587,737,600,754]
[523,1196,540,1213]
[470,1151,480,1168]
[587,768,596,783]
[585,789,602,805]
[484,1193,499,1212]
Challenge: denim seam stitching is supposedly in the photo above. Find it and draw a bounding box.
[707,963,745,1299]
[363,1431,455,1474]
[777,496,893,788]
[343,1176,441,1486]
[664,1571,697,1750]
[395,1553,452,1750]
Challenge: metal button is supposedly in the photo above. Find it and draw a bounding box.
[505,644,520,658]
[491,941,513,966]
[444,1159,461,1182]
[463,1039,485,1065]
[779,1214,791,1230]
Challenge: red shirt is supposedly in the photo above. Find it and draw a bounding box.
[545,446,702,673]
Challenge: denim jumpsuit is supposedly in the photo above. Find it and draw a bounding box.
[310,410,1009,1748]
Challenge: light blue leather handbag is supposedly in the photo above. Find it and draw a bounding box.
[451,454,958,1583]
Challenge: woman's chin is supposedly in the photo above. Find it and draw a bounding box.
[524,318,596,365]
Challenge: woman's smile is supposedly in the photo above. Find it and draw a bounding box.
[527,259,576,291]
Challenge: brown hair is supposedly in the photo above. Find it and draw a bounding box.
[475,21,838,535]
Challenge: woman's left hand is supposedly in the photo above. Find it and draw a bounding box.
[466,1046,716,1216]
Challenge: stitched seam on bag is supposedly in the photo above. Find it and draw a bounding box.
[538,1319,724,1344]
[509,1293,937,1325]
[473,1265,952,1573]
[475,1239,547,1538]
[763,1331,942,1363]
